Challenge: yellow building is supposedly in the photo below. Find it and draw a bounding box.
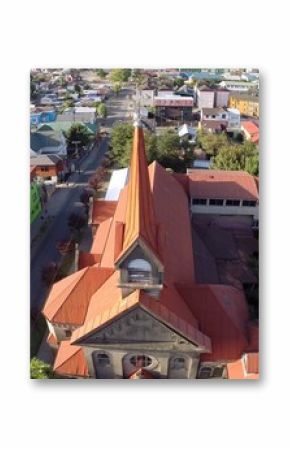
[228,94,259,118]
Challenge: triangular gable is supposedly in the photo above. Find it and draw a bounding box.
[73,307,197,346]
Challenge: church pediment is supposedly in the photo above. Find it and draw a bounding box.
[77,307,190,346]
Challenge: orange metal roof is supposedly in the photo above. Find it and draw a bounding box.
[177,283,249,361]
[78,252,101,270]
[188,170,259,201]
[91,200,117,225]
[121,125,158,257]
[53,341,89,378]
[71,276,210,351]
[42,266,114,325]
[227,353,259,379]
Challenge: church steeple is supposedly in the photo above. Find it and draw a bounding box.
[122,117,158,255]
[115,117,163,297]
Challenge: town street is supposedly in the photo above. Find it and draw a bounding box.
[30,88,134,315]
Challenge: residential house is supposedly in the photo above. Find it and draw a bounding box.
[228,94,259,118]
[42,121,258,379]
[30,154,65,183]
[196,86,230,109]
[57,107,96,124]
[196,86,215,108]
[30,127,67,157]
[200,107,240,131]
[30,109,57,126]
[154,93,193,123]
[241,121,259,145]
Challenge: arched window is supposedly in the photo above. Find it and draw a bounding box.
[127,259,152,284]
[96,353,111,367]
[130,355,152,368]
[172,357,186,370]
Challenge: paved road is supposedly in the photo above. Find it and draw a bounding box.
[30,87,134,316]
[30,138,109,314]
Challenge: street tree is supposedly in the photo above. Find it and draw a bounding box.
[97,102,107,119]
[65,123,90,148]
[41,262,58,287]
[112,82,122,96]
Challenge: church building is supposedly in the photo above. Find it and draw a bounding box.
[42,118,258,379]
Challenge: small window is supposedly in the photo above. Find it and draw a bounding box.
[198,365,224,379]
[213,367,224,378]
[212,115,216,119]
[96,353,111,367]
[130,355,152,368]
[40,167,49,172]
[172,357,185,369]
[226,199,240,206]
[209,199,223,206]
[128,259,152,284]
[222,114,226,119]
[65,330,72,337]
[242,200,256,207]
[192,198,207,205]
[198,367,212,379]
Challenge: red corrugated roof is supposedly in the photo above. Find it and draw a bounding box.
[177,283,249,361]
[188,170,259,201]
[78,252,101,269]
[53,341,89,378]
[42,266,114,325]
[241,121,259,143]
[91,200,117,225]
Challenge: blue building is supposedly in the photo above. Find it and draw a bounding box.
[30,110,57,126]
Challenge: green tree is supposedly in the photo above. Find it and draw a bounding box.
[65,123,90,148]
[110,125,188,172]
[97,102,107,119]
[109,68,131,83]
[112,82,122,96]
[131,69,148,88]
[30,357,53,379]
[110,122,134,167]
[196,129,228,156]
[174,78,185,88]
[96,69,107,79]
[213,141,259,175]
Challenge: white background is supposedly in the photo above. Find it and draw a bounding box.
[0,1,289,447]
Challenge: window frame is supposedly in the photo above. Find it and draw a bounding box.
[209,198,224,206]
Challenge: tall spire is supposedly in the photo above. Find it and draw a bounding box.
[122,120,157,255]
